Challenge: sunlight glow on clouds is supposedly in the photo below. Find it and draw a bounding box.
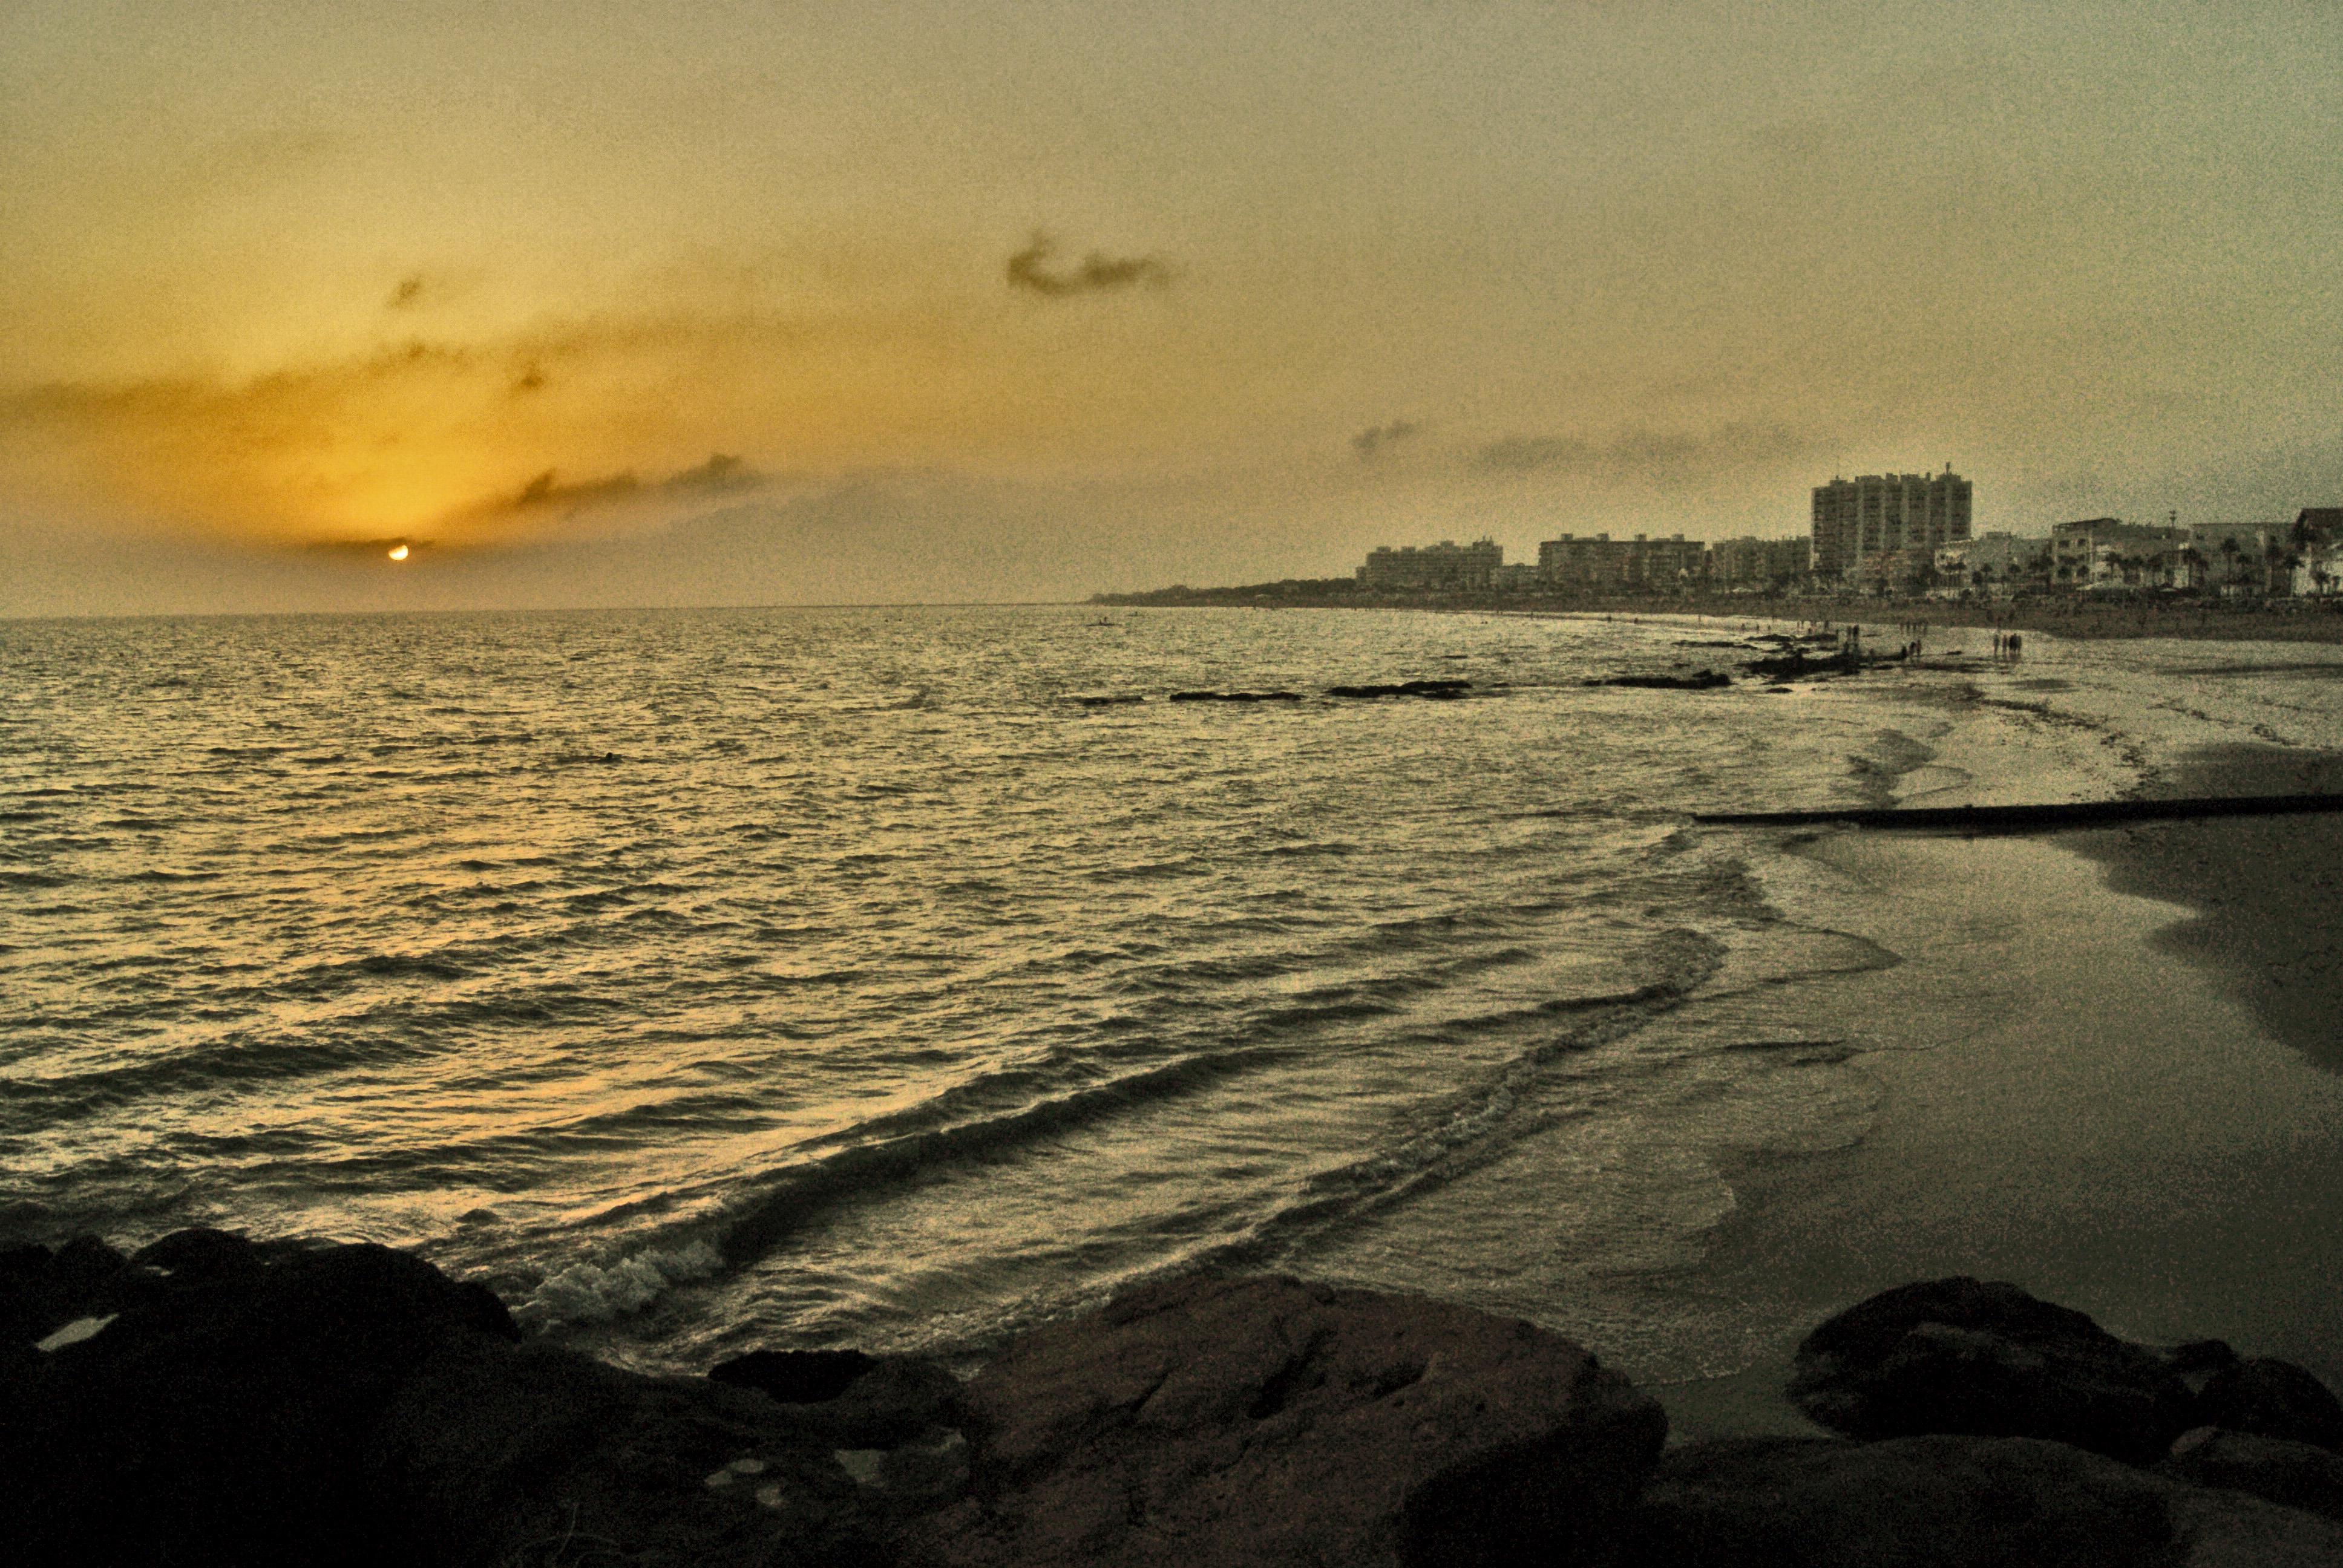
[1,1,2338,610]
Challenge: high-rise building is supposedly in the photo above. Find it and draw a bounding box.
[1811,468,1972,578]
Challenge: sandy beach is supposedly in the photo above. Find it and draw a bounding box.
[1659,728,2343,1439]
[2081,743,2343,1073]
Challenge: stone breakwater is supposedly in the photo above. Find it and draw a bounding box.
[7,1235,2343,1566]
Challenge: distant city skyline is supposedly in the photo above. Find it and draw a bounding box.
[4,2,2339,614]
[1328,488,2341,599]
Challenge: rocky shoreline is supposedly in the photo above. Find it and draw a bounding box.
[8,1233,2343,1565]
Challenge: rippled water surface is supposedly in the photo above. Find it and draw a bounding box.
[4,606,2112,1366]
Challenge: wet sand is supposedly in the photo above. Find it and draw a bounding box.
[1659,809,2343,1440]
[2079,743,2343,1074]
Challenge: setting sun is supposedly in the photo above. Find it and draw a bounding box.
[387,544,409,561]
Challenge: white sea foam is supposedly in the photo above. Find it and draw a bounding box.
[514,1241,722,1326]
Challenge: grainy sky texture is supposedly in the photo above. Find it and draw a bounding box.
[3,1,2338,610]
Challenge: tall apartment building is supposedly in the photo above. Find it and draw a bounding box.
[1811,468,1972,578]
[1356,537,1504,592]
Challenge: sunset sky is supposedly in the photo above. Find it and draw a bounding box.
[4,0,2338,612]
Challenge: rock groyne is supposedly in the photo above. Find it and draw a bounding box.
[8,1233,2343,1564]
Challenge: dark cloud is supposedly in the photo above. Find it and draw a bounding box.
[0,338,486,426]
[1006,234,1176,298]
[511,468,643,509]
[664,452,761,493]
[460,455,766,522]
[1352,420,1420,461]
[512,365,546,394]
[1475,424,1809,477]
[303,535,428,557]
[387,275,425,310]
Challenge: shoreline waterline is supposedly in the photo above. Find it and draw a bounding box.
[1093,592,2343,646]
[1649,704,2343,1438]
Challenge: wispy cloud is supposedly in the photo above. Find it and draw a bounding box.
[510,468,643,511]
[1352,419,1420,461]
[664,452,761,494]
[458,454,769,523]
[0,298,923,541]
[1005,234,1176,298]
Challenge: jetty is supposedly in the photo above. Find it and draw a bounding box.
[1694,794,2343,831]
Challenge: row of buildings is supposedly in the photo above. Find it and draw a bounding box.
[1356,532,1812,594]
[2033,513,2343,596]
[1807,471,2343,597]
[1353,466,2343,599]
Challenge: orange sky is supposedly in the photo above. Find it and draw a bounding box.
[3,1,2339,610]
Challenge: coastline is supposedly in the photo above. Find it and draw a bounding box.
[1655,756,2343,1440]
[2076,743,2343,1074]
[1092,589,2343,645]
[1527,595,2343,646]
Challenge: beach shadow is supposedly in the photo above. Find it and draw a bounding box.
[2075,743,2343,1076]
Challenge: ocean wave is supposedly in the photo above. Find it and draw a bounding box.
[715,1050,1277,1264]
[513,1241,724,1327]
[3,604,1974,1367]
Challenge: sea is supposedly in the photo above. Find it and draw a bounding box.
[6,606,2339,1383]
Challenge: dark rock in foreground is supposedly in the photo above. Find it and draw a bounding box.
[2194,1355,2343,1451]
[2,1229,928,1567]
[5,1229,523,1566]
[16,1237,2343,1567]
[905,1273,1665,1568]
[1788,1277,2343,1469]
[1624,1434,2174,1567]
[714,1345,883,1403]
[372,1332,912,1568]
[1788,1276,2196,1462]
[1623,1433,2343,1567]
[4,1236,1665,1568]
[2162,1426,2343,1523]
[711,1346,966,1447]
